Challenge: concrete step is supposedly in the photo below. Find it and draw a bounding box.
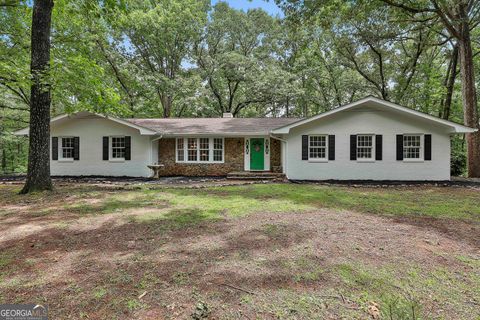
[226,171,286,180]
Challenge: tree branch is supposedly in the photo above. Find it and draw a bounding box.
[430,0,462,39]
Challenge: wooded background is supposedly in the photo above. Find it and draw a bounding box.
[1,0,478,175]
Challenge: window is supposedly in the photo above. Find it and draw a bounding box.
[199,138,210,161]
[61,137,74,159]
[308,135,327,160]
[187,138,198,161]
[176,138,224,163]
[403,135,422,159]
[213,138,223,161]
[177,138,184,162]
[111,136,126,159]
[357,135,374,160]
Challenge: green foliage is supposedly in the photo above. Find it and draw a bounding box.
[451,136,467,176]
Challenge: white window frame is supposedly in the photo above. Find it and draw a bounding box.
[213,138,224,162]
[356,134,375,162]
[176,138,185,162]
[59,136,75,162]
[403,134,424,162]
[187,137,198,162]
[175,137,225,164]
[308,135,328,162]
[110,136,126,162]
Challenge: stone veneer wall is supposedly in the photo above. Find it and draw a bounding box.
[270,139,282,172]
[157,137,282,176]
[158,138,245,176]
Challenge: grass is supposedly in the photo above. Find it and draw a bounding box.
[130,183,479,223]
[152,183,480,222]
[1,183,479,222]
[93,288,107,299]
[0,252,13,268]
[0,182,479,319]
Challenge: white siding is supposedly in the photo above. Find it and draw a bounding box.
[51,117,152,177]
[284,106,452,181]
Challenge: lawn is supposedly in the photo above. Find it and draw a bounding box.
[0,182,479,319]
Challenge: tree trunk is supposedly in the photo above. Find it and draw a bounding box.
[286,96,290,117]
[458,29,480,177]
[161,94,172,118]
[20,0,54,194]
[441,44,458,120]
[1,148,6,174]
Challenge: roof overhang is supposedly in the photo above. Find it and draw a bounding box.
[13,111,158,136]
[271,96,477,134]
[161,132,271,137]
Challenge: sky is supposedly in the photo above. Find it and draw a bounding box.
[211,0,283,16]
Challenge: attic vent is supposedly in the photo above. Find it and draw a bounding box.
[222,112,233,118]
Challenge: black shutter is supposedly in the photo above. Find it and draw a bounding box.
[328,135,335,160]
[103,137,109,160]
[52,137,58,160]
[302,135,308,160]
[73,137,80,160]
[350,135,357,160]
[424,134,432,161]
[125,136,131,160]
[396,135,404,161]
[375,135,382,161]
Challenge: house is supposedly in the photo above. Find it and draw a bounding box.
[14,96,476,180]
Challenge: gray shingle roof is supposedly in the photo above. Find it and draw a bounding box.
[125,118,302,136]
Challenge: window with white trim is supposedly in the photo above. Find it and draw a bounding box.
[357,135,374,160]
[177,138,224,163]
[403,134,422,159]
[61,137,74,160]
[308,135,327,160]
[177,138,185,161]
[213,138,223,161]
[187,138,198,161]
[111,136,126,159]
[199,138,209,161]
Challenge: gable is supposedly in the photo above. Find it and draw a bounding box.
[287,106,453,136]
[14,111,157,136]
[271,96,476,134]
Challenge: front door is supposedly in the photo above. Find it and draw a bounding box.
[250,138,264,170]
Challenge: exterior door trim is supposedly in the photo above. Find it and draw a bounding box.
[244,137,270,171]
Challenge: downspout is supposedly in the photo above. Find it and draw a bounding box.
[150,134,163,164]
[269,134,286,143]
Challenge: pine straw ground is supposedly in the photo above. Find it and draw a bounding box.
[0,181,479,319]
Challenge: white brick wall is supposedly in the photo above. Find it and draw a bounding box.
[284,106,452,181]
[51,117,152,177]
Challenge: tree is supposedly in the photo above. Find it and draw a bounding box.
[20,0,54,193]
[380,0,480,176]
[104,0,209,118]
[195,3,293,117]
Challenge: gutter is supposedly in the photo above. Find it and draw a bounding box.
[151,134,163,142]
[269,134,287,143]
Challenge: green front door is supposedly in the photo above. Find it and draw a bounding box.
[250,138,264,170]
